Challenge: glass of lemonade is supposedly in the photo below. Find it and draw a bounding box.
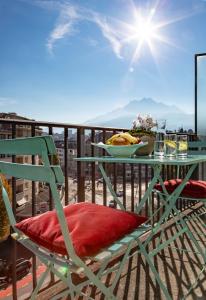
[164,134,177,158]
[176,135,188,158]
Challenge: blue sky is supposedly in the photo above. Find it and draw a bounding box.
[0,0,206,124]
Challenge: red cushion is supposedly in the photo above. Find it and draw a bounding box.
[15,202,147,257]
[155,179,206,198]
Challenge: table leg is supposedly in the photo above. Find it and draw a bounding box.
[135,164,162,214]
[98,163,125,211]
[143,163,198,248]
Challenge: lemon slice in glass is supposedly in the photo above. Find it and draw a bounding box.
[165,140,176,149]
[178,141,188,151]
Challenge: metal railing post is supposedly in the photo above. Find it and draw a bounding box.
[77,127,85,202]
[11,123,17,300]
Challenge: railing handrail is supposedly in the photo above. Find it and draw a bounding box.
[0,118,129,131]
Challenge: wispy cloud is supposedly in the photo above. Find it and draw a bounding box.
[30,0,125,59]
[0,97,17,106]
[46,3,80,54]
[91,14,123,59]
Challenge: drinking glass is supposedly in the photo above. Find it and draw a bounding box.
[176,135,188,158]
[164,134,177,157]
[154,119,167,157]
[154,132,164,157]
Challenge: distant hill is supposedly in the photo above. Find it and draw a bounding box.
[85,98,194,130]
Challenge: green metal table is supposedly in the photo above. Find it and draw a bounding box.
[76,155,206,299]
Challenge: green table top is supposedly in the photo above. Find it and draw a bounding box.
[75,155,206,166]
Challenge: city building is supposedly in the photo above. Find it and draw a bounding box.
[0,113,42,208]
[55,140,77,177]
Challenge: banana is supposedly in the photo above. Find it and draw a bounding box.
[106,133,120,145]
[106,132,138,145]
[119,132,137,144]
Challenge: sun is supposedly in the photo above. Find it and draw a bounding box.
[111,2,197,70]
[125,9,161,64]
[134,15,157,43]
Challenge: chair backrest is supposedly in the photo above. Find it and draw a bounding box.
[0,135,57,165]
[188,140,206,181]
[0,136,77,259]
[188,140,206,155]
[0,136,64,185]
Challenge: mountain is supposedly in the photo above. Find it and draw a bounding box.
[85,98,194,130]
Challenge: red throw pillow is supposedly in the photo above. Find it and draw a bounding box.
[155,179,206,198]
[15,202,147,257]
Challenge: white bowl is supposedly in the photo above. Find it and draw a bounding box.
[91,142,148,158]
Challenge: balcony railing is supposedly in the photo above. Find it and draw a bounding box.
[0,118,200,300]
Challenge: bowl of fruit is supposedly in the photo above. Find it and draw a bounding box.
[92,132,147,158]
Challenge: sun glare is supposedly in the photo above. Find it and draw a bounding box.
[126,10,161,64]
[123,3,191,67]
[134,16,156,43]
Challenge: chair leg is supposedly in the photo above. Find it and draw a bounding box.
[87,274,117,299]
[173,206,206,263]
[30,264,51,300]
[165,203,206,298]
[137,240,173,300]
[182,264,206,300]
[50,262,117,299]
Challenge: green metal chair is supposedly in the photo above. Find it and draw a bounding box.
[153,140,206,297]
[155,140,206,212]
[0,135,149,300]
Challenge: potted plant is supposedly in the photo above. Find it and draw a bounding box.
[129,114,156,156]
[0,175,12,242]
